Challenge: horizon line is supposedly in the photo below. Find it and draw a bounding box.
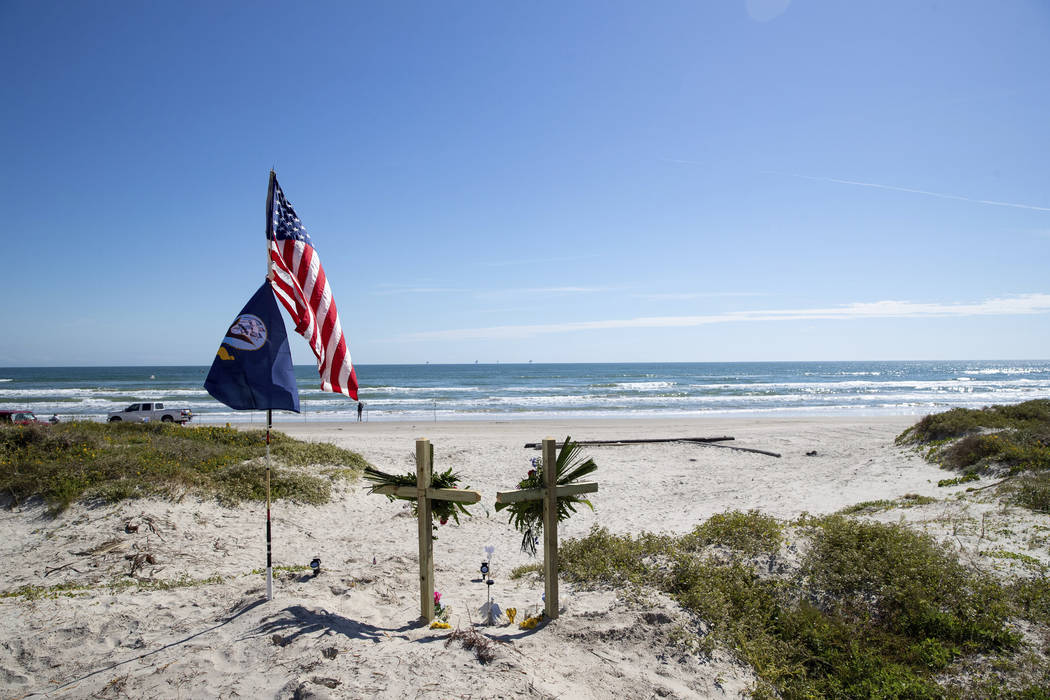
[2,358,1049,369]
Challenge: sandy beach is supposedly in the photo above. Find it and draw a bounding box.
[1,415,1045,698]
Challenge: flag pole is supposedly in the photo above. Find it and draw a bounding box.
[266,409,273,600]
[265,170,276,281]
[265,171,276,602]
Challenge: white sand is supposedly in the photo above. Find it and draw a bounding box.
[0,416,1000,698]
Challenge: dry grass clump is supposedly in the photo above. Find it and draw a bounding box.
[445,626,498,664]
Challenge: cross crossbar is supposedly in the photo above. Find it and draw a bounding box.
[373,485,482,504]
[495,481,597,505]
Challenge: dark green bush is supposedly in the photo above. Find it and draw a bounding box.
[681,509,782,556]
[897,400,1050,445]
[898,402,1050,514]
[560,513,1020,698]
[1007,574,1050,626]
[1008,472,1050,513]
[804,516,1017,652]
[559,525,673,587]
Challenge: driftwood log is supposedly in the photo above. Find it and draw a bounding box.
[524,436,781,459]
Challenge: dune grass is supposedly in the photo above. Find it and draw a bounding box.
[896,399,1050,475]
[0,422,370,513]
[561,512,1050,699]
[897,400,1050,520]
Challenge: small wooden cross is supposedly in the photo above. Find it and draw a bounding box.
[496,437,598,619]
[371,438,481,622]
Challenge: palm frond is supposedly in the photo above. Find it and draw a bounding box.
[363,465,473,526]
[499,435,597,555]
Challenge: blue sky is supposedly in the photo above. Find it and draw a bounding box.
[2,0,1048,366]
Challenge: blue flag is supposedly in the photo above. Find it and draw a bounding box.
[205,282,300,412]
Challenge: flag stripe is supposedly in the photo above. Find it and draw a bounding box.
[266,176,358,400]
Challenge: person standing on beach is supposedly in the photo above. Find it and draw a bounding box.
[357,402,363,422]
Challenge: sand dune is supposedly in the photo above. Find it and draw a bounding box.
[2,416,1015,698]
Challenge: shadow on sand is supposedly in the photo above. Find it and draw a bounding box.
[250,604,417,646]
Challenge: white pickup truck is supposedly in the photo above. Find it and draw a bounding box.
[107,402,193,424]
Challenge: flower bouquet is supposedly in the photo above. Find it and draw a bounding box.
[495,436,597,556]
[432,590,451,623]
[363,465,474,527]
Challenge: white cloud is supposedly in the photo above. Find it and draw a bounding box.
[373,285,609,297]
[515,287,608,294]
[771,172,1050,213]
[633,291,766,300]
[479,254,602,267]
[400,293,1050,341]
[370,286,467,295]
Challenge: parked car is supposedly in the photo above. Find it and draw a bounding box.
[0,410,44,426]
[107,402,193,424]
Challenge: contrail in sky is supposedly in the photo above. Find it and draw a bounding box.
[769,171,1050,212]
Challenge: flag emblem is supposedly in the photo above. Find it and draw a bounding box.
[224,314,268,351]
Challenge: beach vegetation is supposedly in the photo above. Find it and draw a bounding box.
[1,573,228,600]
[985,550,1045,572]
[897,400,1050,475]
[1006,472,1050,514]
[559,527,675,587]
[681,509,782,556]
[560,511,1045,698]
[0,422,369,513]
[938,472,981,487]
[899,401,1050,516]
[836,493,936,515]
[509,562,543,580]
[897,400,1050,444]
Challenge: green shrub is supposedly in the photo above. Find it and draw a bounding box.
[837,493,935,515]
[803,516,1017,652]
[509,562,543,579]
[560,512,1021,698]
[938,434,1050,474]
[898,402,1050,512]
[938,473,980,487]
[1009,472,1050,514]
[560,525,674,587]
[0,423,368,513]
[681,509,782,556]
[1007,575,1050,626]
[897,400,1050,445]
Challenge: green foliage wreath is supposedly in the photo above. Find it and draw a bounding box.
[363,465,473,526]
[495,436,597,555]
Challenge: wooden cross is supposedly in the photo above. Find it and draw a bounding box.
[495,437,598,619]
[371,438,481,622]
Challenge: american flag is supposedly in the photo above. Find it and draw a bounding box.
[266,174,358,400]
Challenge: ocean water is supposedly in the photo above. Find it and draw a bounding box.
[1,361,1049,424]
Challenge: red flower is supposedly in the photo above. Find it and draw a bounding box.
[440,517,448,525]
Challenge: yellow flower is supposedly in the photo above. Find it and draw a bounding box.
[519,614,543,630]
[429,620,451,629]
[506,608,517,624]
